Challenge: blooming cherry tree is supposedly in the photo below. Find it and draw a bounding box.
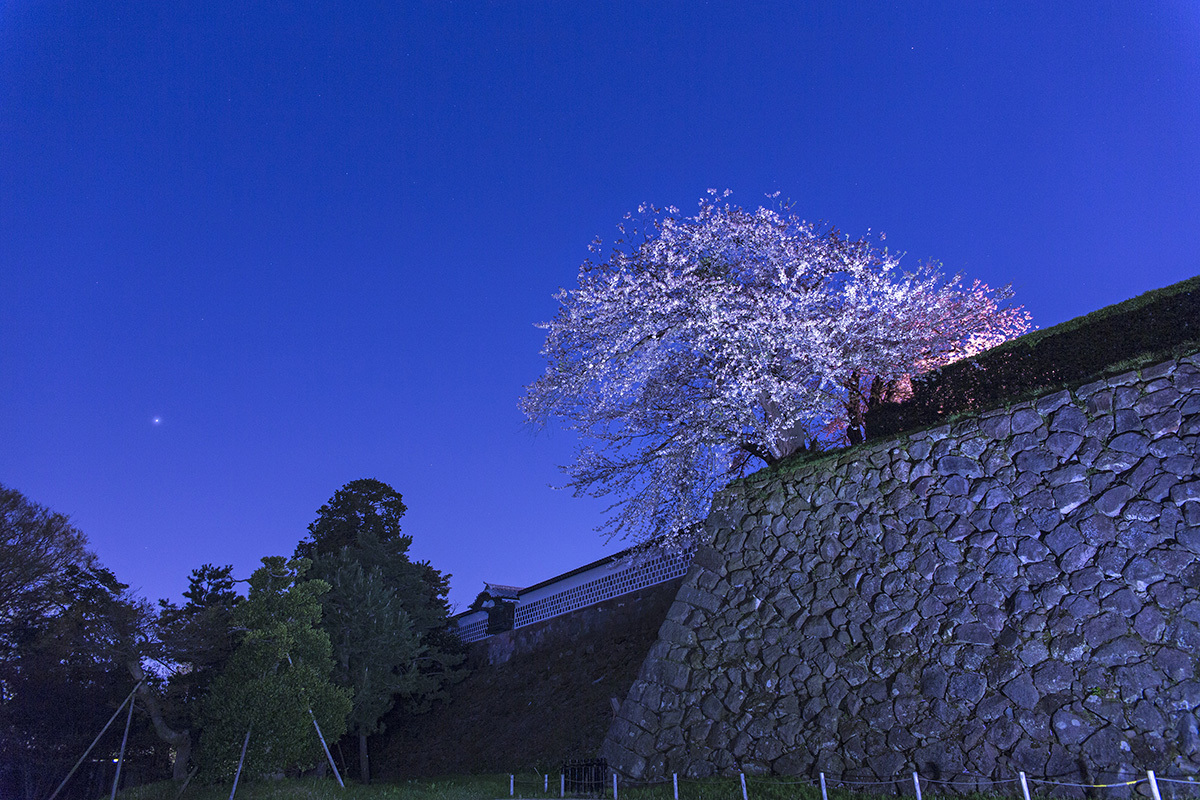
[521,192,1030,548]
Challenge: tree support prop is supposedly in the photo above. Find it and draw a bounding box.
[229,729,251,800]
[110,684,137,800]
[48,680,142,800]
[309,708,344,788]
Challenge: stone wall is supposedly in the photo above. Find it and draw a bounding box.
[601,353,1200,785]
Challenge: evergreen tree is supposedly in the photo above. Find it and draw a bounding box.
[199,557,351,780]
[301,480,463,783]
[315,551,426,782]
[143,564,243,780]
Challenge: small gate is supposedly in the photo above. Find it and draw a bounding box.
[562,758,608,796]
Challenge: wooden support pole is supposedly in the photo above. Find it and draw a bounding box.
[229,729,251,800]
[48,682,140,800]
[110,690,137,800]
[172,768,197,800]
[308,709,344,788]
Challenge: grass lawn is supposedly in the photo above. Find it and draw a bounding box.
[118,774,512,800]
[114,773,1004,800]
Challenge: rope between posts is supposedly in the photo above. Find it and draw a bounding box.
[747,777,816,785]
[920,777,1021,786]
[622,777,673,786]
[527,766,1189,797]
[829,777,905,786]
[1027,778,1145,789]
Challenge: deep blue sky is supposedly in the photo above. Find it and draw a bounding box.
[2,2,1198,610]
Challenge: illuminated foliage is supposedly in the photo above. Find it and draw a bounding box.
[522,192,1030,547]
[199,557,351,780]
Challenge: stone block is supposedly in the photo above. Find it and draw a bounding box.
[599,740,648,780]
[1093,635,1146,666]
[648,658,691,691]
[1038,390,1073,415]
[1087,389,1115,413]
[676,584,723,614]
[1142,474,1180,501]
[1052,482,1090,514]
[1012,408,1044,434]
[1052,708,1094,745]
[1172,480,1200,504]
[1123,556,1166,592]
[1113,408,1144,434]
[1016,448,1058,475]
[1169,680,1200,710]
[692,545,726,575]
[948,672,987,702]
[1110,432,1151,456]
[1095,484,1136,516]
[1061,541,1099,572]
[938,455,984,478]
[1003,673,1041,709]
[1094,449,1137,473]
[1049,631,1088,662]
[1148,408,1183,437]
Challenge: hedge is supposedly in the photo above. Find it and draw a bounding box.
[865,274,1200,439]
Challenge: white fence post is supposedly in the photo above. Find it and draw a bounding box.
[740,772,748,800]
[1148,771,1163,800]
[912,771,922,800]
[673,773,678,800]
[510,775,514,797]
[1020,772,1031,800]
[613,772,618,800]
[560,774,565,798]
[820,773,828,800]
[545,775,549,793]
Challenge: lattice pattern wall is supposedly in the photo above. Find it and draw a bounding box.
[450,549,693,642]
[454,613,489,644]
[514,550,692,629]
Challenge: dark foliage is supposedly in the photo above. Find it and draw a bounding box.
[0,562,161,800]
[149,563,243,778]
[0,483,94,649]
[294,478,408,560]
[866,275,1200,438]
[300,480,465,782]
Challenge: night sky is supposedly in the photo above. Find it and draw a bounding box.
[2,3,1198,611]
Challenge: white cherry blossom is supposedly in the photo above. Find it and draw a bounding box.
[522,193,1030,548]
